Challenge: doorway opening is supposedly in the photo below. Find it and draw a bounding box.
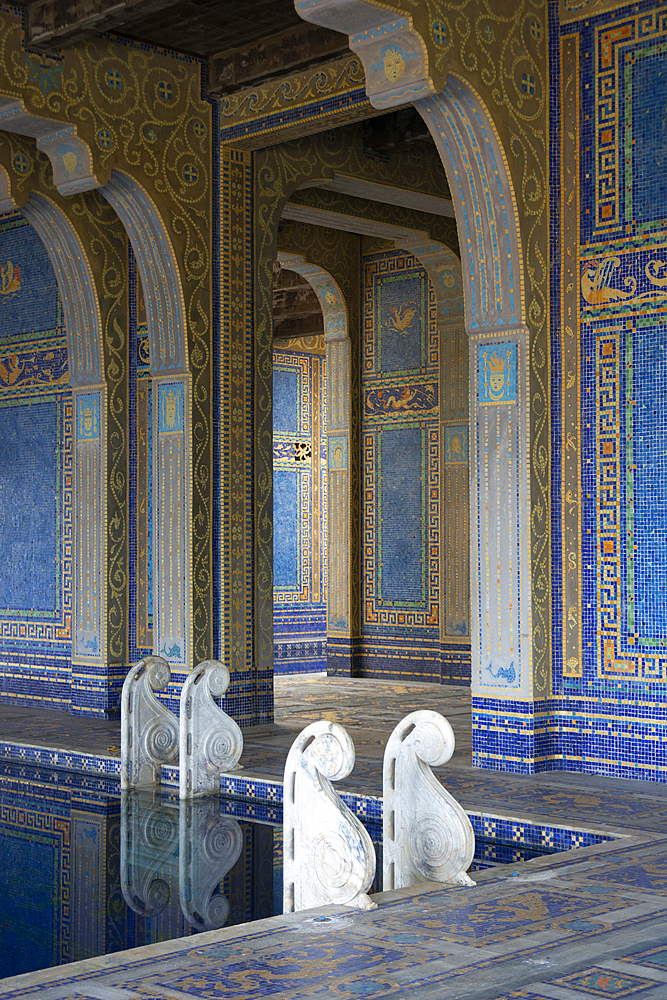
[272,263,328,674]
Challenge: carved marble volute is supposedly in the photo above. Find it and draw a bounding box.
[283,720,377,913]
[383,710,475,890]
[179,659,243,798]
[120,789,179,918]
[121,656,179,788]
[179,798,243,931]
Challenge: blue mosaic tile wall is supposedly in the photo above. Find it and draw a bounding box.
[0,214,73,710]
[272,346,327,674]
[0,400,59,611]
[544,0,667,782]
[360,249,446,682]
[379,425,424,603]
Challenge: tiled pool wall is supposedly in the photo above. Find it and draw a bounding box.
[0,748,619,859]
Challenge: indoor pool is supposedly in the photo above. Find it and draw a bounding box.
[0,759,611,980]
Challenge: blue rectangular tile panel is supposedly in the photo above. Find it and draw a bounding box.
[378,272,426,373]
[633,321,667,642]
[273,367,300,434]
[0,218,59,336]
[379,425,424,604]
[273,469,299,589]
[0,399,59,613]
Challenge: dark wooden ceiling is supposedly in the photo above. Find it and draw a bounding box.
[25,0,342,57]
[92,0,307,58]
[23,0,349,94]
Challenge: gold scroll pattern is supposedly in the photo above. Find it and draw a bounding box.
[561,34,582,678]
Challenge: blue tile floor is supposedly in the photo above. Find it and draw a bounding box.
[2,676,667,997]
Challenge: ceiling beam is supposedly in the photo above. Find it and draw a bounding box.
[302,175,455,219]
[26,0,184,49]
[208,22,348,96]
[281,203,428,243]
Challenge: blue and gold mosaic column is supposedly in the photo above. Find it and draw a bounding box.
[73,391,105,665]
[154,380,190,669]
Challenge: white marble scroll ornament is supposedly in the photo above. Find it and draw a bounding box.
[179,798,243,931]
[179,660,243,798]
[383,710,476,890]
[121,656,180,789]
[120,788,179,918]
[283,720,377,913]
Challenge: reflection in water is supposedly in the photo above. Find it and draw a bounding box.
[0,764,277,978]
[121,792,246,932]
[121,790,179,919]
[179,799,243,930]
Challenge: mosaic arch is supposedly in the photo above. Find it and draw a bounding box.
[102,170,191,674]
[17,192,110,688]
[0,83,199,682]
[413,84,532,702]
[277,251,352,649]
[294,4,534,707]
[0,92,194,679]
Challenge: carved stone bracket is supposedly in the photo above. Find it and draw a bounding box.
[0,98,100,196]
[179,799,243,931]
[121,656,180,788]
[294,0,435,108]
[179,660,244,798]
[120,789,179,918]
[283,720,377,912]
[383,710,475,890]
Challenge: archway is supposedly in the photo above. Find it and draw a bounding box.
[414,81,530,705]
[276,252,351,670]
[3,192,111,711]
[291,1,535,763]
[102,170,192,680]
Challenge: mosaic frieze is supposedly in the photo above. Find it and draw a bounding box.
[560,0,634,23]
[0,336,67,391]
[219,54,367,146]
[581,247,667,318]
[364,381,438,420]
